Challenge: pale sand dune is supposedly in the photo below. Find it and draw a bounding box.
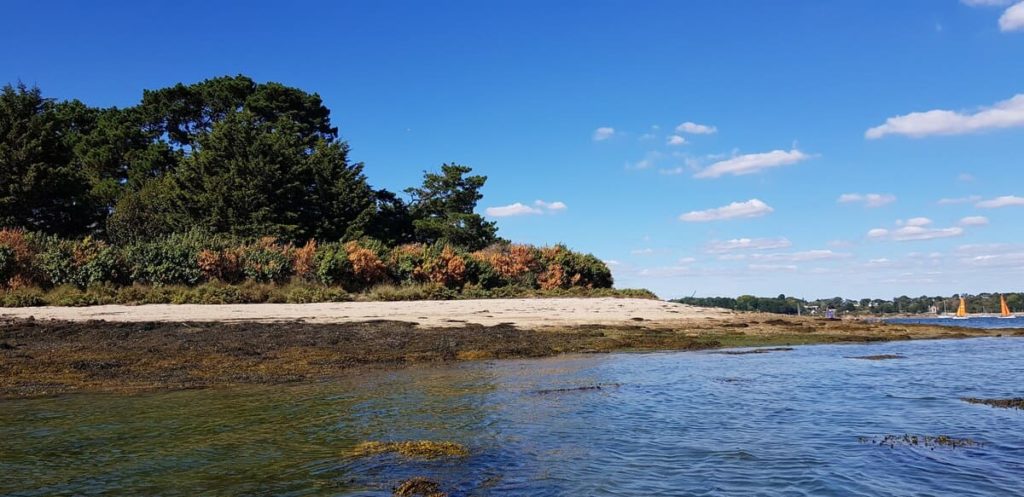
[0,298,733,328]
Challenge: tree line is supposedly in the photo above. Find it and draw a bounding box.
[1,75,499,250]
[673,293,1024,316]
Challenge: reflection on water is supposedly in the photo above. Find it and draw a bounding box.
[3,338,1024,496]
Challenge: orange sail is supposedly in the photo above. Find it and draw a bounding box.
[1000,295,1012,317]
[956,297,967,318]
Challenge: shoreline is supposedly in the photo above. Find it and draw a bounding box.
[3,299,1021,399]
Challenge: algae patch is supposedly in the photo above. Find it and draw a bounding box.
[533,383,620,395]
[848,354,905,360]
[717,347,794,355]
[859,434,982,449]
[394,477,446,497]
[350,440,469,459]
[961,397,1024,410]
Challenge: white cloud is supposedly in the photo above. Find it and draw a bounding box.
[837,193,896,208]
[679,199,774,222]
[592,127,615,141]
[603,259,621,266]
[937,195,981,205]
[631,248,657,256]
[960,216,990,226]
[694,148,810,179]
[866,93,1024,139]
[666,135,687,146]
[957,173,976,182]
[486,203,542,217]
[706,237,792,253]
[534,200,567,212]
[867,225,965,241]
[977,195,1024,208]
[486,200,567,217]
[675,121,717,135]
[1000,2,1024,31]
[905,217,933,227]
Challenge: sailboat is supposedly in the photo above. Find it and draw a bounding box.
[953,296,969,320]
[999,295,1016,319]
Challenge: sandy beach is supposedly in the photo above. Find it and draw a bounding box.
[0,297,734,329]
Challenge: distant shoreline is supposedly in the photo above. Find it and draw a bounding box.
[3,298,1020,399]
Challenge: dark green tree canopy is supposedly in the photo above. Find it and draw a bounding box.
[1,77,507,250]
[0,83,101,235]
[405,163,500,250]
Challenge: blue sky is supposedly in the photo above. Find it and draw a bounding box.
[3,0,1023,299]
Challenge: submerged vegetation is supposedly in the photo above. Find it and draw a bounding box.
[349,441,469,459]
[961,397,1024,410]
[393,477,447,497]
[859,434,983,449]
[0,77,631,304]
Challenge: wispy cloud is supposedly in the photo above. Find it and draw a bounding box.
[976,195,1024,208]
[666,135,687,146]
[866,94,1024,138]
[694,148,810,179]
[837,193,896,208]
[485,200,567,217]
[706,237,792,253]
[867,225,965,241]
[534,200,567,212]
[679,199,774,222]
[961,0,1013,6]
[626,151,663,171]
[748,250,852,262]
[675,121,717,135]
[960,216,990,226]
[748,264,797,272]
[1000,2,1024,31]
[592,127,615,141]
[937,195,981,205]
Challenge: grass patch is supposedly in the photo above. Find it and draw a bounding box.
[1,282,655,307]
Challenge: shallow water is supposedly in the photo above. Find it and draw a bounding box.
[3,338,1024,496]
[883,316,1024,329]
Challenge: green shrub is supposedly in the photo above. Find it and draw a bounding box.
[44,285,119,306]
[1,287,46,307]
[282,283,351,303]
[314,242,351,287]
[34,237,124,288]
[0,245,14,286]
[124,239,203,286]
[241,247,293,283]
[465,256,504,289]
[363,283,456,301]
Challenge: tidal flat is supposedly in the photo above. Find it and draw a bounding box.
[1,311,1017,398]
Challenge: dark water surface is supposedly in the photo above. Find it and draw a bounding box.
[3,338,1024,496]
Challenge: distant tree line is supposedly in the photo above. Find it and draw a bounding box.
[0,76,499,250]
[672,293,1024,316]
